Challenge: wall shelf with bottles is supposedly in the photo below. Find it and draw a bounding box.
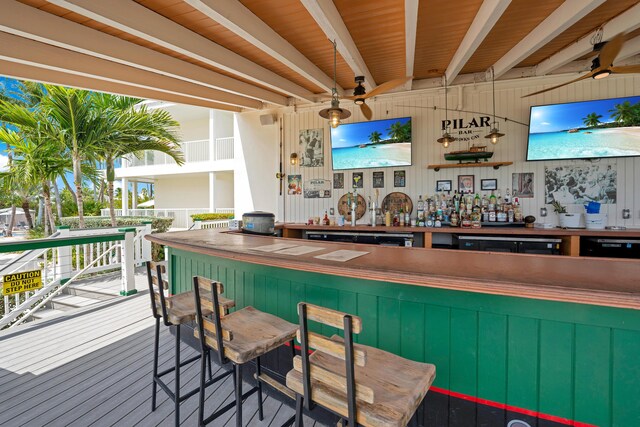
[427,161,513,171]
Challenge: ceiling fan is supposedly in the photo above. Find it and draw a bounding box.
[342,75,412,120]
[523,32,640,98]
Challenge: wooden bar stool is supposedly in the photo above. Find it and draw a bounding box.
[146,261,235,426]
[193,276,299,427]
[286,303,436,427]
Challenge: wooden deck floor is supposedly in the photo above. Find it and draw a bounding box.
[0,293,329,426]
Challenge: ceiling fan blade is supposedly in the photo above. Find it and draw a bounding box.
[360,102,373,120]
[599,32,626,67]
[522,71,596,98]
[364,76,412,98]
[342,95,358,100]
[611,65,640,74]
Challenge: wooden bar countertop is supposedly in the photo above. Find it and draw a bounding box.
[147,228,640,311]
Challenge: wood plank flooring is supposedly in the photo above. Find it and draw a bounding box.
[0,293,328,426]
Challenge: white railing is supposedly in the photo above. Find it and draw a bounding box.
[0,225,151,329]
[123,136,234,167]
[101,208,234,229]
[192,220,231,230]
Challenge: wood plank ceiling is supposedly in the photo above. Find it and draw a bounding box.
[3,0,640,112]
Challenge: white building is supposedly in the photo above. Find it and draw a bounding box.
[113,102,279,228]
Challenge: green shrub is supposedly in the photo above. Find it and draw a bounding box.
[59,216,173,261]
[190,213,235,221]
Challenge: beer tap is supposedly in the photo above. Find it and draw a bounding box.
[369,196,376,226]
[351,187,357,226]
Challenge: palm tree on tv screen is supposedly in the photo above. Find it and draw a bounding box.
[582,112,602,128]
[609,101,637,126]
[387,121,411,142]
[368,131,382,144]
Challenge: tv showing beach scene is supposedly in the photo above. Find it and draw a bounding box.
[331,117,412,170]
[527,95,640,161]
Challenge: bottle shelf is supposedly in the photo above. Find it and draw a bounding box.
[427,161,513,171]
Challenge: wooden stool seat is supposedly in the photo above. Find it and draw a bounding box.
[160,291,235,325]
[196,306,297,364]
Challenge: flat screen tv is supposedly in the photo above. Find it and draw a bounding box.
[330,117,412,170]
[526,95,640,161]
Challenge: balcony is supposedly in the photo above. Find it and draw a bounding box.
[123,137,234,168]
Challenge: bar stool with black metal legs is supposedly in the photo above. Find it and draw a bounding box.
[146,261,235,426]
[287,303,437,427]
[193,275,299,427]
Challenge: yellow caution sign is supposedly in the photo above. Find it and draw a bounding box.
[2,270,43,296]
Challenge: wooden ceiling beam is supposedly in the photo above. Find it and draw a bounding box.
[535,3,640,76]
[300,0,376,90]
[445,0,511,83]
[46,0,317,102]
[185,0,341,96]
[491,0,605,79]
[404,0,419,90]
[0,1,285,106]
[0,60,241,112]
[0,32,260,110]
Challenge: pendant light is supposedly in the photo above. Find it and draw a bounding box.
[319,40,351,128]
[437,76,456,148]
[485,66,505,144]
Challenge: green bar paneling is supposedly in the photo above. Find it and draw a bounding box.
[168,248,640,427]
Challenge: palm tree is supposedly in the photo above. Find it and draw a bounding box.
[582,112,602,128]
[368,131,382,144]
[387,122,405,142]
[92,93,183,226]
[609,101,635,126]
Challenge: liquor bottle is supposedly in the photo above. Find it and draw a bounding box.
[393,210,400,226]
[489,190,496,207]
[417,195,425,225]
[453,191,460,212]
[404,203,410,226]
[450,210,459,227]
[474,193,481,209]
[385,210,391,227]
[399,206,405,227]
[323,211,330,226]
[504,188,511,205]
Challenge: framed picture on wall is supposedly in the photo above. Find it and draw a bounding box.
[333,172,344,189]
[512,172,534,198]
[372,171,384,188]
[481,179,498,191]
[436,180,452,192]
[394,170,406,187]
[458,175,474,194]
[352,172,363,188]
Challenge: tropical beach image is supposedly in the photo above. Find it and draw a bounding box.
[331,117,411,170]
[527,95,640,161]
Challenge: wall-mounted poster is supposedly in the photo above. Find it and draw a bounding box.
[394,170,406,187]
[304,179,332,198]
[458,175,474,194]
[545,164,616,204]
[299,129,323,167]
[372,171,384,188]
[512,172,534,198]
[287,175,302,195]
[352,172,363,188]
[333,172,344,189]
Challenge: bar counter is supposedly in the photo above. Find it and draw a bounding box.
[147,228,640,427]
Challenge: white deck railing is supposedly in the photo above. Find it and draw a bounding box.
[124,137,234,168]
[0,225,151,329]
[100,208,234,229]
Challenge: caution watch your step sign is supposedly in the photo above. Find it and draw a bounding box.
[2,270,43,296]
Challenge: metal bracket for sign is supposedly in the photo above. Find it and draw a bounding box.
[427,161,513,172]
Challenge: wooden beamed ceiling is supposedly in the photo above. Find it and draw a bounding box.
[4,0,640,112]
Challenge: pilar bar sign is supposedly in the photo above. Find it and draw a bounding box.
[2,270,42,296]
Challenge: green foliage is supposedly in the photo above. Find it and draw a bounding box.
[59,189,106,218]
[582,112,602,128]
[59,215,173,231]
[551,200,567,214]
[190,213,235,221]
[368,131,382,143]
[27,225,45,239]
[386,119,412,142]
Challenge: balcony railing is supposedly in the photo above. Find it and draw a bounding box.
[124,137,234,168]
[100,208,234,229]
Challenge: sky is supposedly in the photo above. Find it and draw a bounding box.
[330,116,411,148]
[529,95,640,133]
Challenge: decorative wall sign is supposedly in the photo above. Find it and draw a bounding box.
[442,115,491,143]
[394,170,406,187]
[303,179,331,198]
[545,164,617,204]
[512,172,534,198]
[337,193,366,220]
[372,171,384,188]
[436,180,452,192]
[352,172,363,188]
[287,175,302,195]
[381,192,413,215]
[299,128,323,167]
[481,179,497,191]
[458,175,475,194]
[333,172,344,189]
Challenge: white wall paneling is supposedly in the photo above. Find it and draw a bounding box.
[277,73,640,227]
